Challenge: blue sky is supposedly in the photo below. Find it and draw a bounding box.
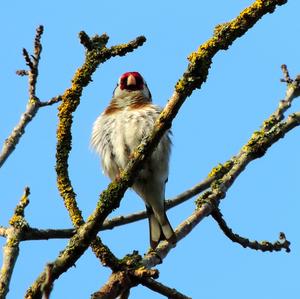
[1,1,299,298]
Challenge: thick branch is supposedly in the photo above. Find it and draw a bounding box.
[92,268,158,299]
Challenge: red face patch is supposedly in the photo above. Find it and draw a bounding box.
[119,71,144,91]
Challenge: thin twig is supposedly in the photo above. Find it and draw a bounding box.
[280,64,292,83]
[0,25,51,169]
[263,64,300,131]
[211,208,291,252]
[39,96,62,107]
[28,25,43,99]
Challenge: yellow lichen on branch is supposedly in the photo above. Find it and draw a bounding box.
[55,33,146,228]
[176,0,287,96]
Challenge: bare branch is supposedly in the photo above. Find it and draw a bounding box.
[142,111,300,269]
[263,64,300,131]
[280,64,292,83]
[140,278,191,299]
[101,175,216,231]
[0,187,30,299]
[22,48,34,70]
[0,176,216,243]
[0,26,48,169]
[39,96,62,107]
[28,25,43,99]
[211,208,291,252]
[142,204,212,268]
[0,174,214,242]
[20,228,75,241]
[0,97,40,168]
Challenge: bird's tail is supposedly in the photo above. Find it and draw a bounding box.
[146,206,176,249]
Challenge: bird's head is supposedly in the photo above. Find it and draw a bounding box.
[112,71,152,102]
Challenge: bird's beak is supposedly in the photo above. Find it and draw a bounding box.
[127,74,136,86]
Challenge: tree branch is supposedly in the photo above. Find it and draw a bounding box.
[38,96,62,107]
[0,173,215,243]
[0,175,218,243]
[263,64,300,131]
[142,111,300,270]
[0,26,59,169]
[24,32,146,299]
[21,228,75,241]
[140,278,191,299]
[211,208,291,252]
[0,187,30,299]
[91,267,158,299]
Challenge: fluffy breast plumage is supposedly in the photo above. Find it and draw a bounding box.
[91,104,171,182]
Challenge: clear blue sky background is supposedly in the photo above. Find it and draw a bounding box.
[0,1,299,298]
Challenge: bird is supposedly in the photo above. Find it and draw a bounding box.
[91,71,176,249]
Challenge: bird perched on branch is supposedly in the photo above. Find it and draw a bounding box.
[91,71,176,249]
